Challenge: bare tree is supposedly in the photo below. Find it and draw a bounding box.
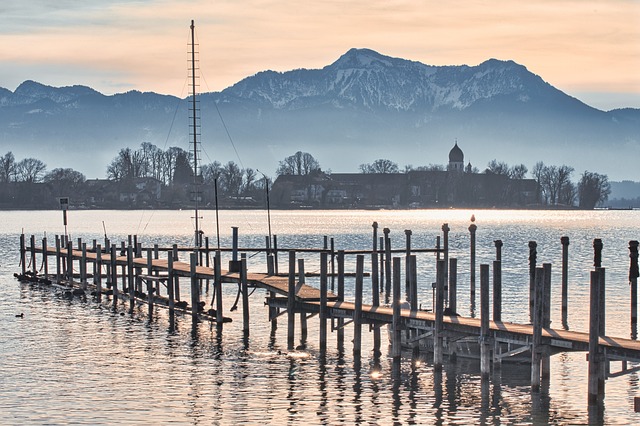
[578,171,611,209]
[16,158,47,183]
[276,151,321,176]
[360,158,399,174]
[0,151,16,182]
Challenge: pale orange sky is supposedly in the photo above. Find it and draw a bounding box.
[1,0,639,110]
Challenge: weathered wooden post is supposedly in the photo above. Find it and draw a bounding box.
[531,266,545,392]
[330,238,335,293]
[379,236,385,296]
[66,240,73,283]
[542,263,552,380]
[494,239,502,262]
[469,224,477,297]
[434,259,446,371]
[319,251,328,356]
[630,240,639,338]
[190,252,199,319]
[372,222,379,295]
[588,269,603,403]
[55,235,61,283]
[408,255,418,311]
[95,244,102,302]
[110,245,118,305]
[104,239,111,290]
[215,250,223,325]
[594,239,605,337]
[493,259,501,322]
[529,241,537,322]
[19,233,26,275]
[167,254,175,313]
[384,228,392,303]
[441,223,450,305]
[337,251,345,349]
[405,229,412,300]
[241,254,249,338]
[480,264,491,379]
[42,237,48,279]
[287,251,296,351]
[81,242,87,290]
[273,234,279,275]
[146,248,153,317]
[392,257,403,371]
[298,258,308,347]
[354,254,364,360]
[449,258,457,314]
[127,244,134,311]
[30,235,36,275]
[561,236,570,321]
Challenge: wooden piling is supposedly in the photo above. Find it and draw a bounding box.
[449,258,457,314]
[95,244,102,302]
[630,241,639,337]
[287,251,296,351]
[146,248,153,317]
[441,223,450,305]
[19,233,26,275]
[469,224,477,296]
[215,251,223,324]
[190,252,199,319]
[104,239,111,289]
[66,241,73,282]
[384,228,392,302]
[30,235,36,275]
[542,263,552,380]
[405,229,412,300]
[588,269,603,403]
[319,252,328,356]
[528,241,537,322]
[81,242,87,290]
[55,235,61,283]
[561,236,570,320]
[42,237,48,279]
[392,257,402,366]
[241,254,249,338]
[297,258,307,347]
[531,267,544,392]
[127,245,134,311]
[372,222,379,294]
[110,246,118,305]
[336,251,344,349]
[273,235,279,275]
[480,264,491,379]
[167,254,175,312]
[408,255,417,311]
[434,259,445,371]
[493,260,501,322]
[354,255,364,359]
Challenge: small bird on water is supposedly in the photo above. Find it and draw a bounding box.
[15,313,24,318]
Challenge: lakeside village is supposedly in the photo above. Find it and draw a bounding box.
[0,142,615,210]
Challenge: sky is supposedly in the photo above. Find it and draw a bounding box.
[1,0,639,111]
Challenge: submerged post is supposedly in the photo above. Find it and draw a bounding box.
[561,236,570,320]
[287,251,296,351]
[480,264,491,379]
[630,241,639,337]
[469,224,477,297]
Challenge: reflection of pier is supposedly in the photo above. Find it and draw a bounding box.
[15,224,640,409]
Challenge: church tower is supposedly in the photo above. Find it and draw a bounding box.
[448,141,464,172]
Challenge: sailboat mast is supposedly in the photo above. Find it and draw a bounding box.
[189,19,201,249]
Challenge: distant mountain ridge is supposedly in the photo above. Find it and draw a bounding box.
[1,48,638,180]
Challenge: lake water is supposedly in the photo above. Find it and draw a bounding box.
[1,209,640,424]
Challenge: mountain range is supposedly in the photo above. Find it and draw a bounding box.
[1,48,639,180]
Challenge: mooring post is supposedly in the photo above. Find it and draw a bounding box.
[379,236,385,295]
[42,237,48,279]
[287,251,296,351]
[215,251,223,325]
[392,257,403,368]
[409,255,418,311]
[95,244,102,301]
[167,254,175,313]
[298,258,307,347]
[127,245,134,311]
[66,240,73,283]
[55,235,61,283]
[542,263,552,380]
[449,258,457,314]
[146,248,153,317]
[19,233,26,275]
[493,260,501,322]
[241,254,249,338]
[384,228,392,303]
[190,252,199,319]
[561,237,570,321]
[110,245,118,304]
[28,235,36,276]
[588,269,603,404]
[273,235,279,275]
[480,264,491,379]
[81,242,87,290]
[319,251,328,356]
[354,255,364,360]
[91,239,97,281]
[372,222,379,294]
[337,251,345,349]
[405,229,412,300]
[330,238,335,292]
[469,224,477,297]
[531,267,545,392]
[203,237,210,293]
[120,241,126,291]
[434,258,446,370]
[630,240,639,337]
[104,239,111,289]
[441,223,450,305]
[528,241,537,322]
[593,239,605,337]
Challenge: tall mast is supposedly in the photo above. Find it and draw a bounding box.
[189,19,201,250]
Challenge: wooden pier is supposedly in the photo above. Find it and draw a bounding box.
[14,225,640,409]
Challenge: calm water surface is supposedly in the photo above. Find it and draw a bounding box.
[1,209,640,424]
